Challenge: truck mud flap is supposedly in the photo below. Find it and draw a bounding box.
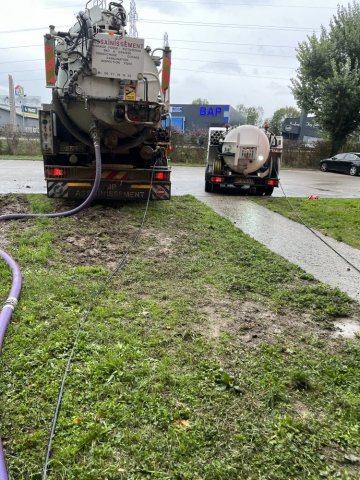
[47,181,171,201]
[47,181,69,198]
[151,184,171,200]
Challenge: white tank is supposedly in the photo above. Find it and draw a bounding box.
[49,2,167,143]
[221,125,270,174]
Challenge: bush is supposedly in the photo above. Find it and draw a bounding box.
[282,140,332,168]
[0,126,41,156]
[170,129,207,164]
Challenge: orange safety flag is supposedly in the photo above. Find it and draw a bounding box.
[44,36,56,87]
[161,47,171,95]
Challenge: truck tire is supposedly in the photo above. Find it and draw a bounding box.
[255,186,273,196]
[264,187,274,196]
[205,181,212,192]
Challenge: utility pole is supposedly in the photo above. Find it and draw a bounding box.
[163,32,169,48]
[8,75,17,130]
[129,0,138,37]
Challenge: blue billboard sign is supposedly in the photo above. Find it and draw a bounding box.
[199,106,223,117]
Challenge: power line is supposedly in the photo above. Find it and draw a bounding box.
[0,19,318,35]
[138,0,335,7]
[138,18,318,32]
[175,58,296,70]
[0,56,296,69]
[0,68,45,74]
[174,46,295,58]
[0,59,43,65]
[43,1,337,9]
[0,66,291,81]
[0,44,42,50]
[0,26,67,34]
[172,67,290,80]
[0,56,296,74]
[0,38,299,51]
[157,38,297,48]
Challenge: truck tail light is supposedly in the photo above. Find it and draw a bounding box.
[47,167,64,178]
[210,176,223,183]
[267,179,278,186]
[154,171,170,181]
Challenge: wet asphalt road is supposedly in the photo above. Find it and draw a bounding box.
[1,161,360,198]
[1,160,360,303]
[204,197,360,303]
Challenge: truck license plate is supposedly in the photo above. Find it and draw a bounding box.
[234,178,254,185]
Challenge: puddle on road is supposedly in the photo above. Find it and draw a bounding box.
[334,319,360,338]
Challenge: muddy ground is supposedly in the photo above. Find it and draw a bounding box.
[1,193,359,348]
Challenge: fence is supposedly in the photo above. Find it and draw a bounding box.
[170,134,335,168]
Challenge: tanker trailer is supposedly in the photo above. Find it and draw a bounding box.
[40,0,172,201]
[205,124,282,196]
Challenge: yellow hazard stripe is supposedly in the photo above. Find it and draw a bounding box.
[130,184,151,189]
[67,182,92,187]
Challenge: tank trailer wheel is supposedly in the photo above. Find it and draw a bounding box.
[213,158,222,175]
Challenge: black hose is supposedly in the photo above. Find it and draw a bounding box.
[113,127,151,152]
[52,92,151,151]
[143,77,149,102]
[68,11,93,95]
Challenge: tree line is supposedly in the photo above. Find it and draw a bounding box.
[192,2,360,155]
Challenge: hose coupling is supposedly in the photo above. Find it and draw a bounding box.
[3,296,18,311]
[89,123,100,145]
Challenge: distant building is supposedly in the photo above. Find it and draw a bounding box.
[0,95,41,130]
[282,112,321,143]
[166,104,244,132]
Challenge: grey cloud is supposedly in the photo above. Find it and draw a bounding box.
[198,0,272,6]
[138,1,189,16]
[201,59,243,74]
[267,81,291,96]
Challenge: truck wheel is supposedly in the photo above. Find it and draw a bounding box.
[205,181,212,192]
[264,187,274,196]
[254,187,265,196]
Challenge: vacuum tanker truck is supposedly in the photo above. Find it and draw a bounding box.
[40,0,172,200]
[205,124,283,196]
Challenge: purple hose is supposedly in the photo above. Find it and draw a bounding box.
[0,248,22,480]
[0,138,102,479]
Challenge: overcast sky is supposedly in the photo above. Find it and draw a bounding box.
[0,0,348,119]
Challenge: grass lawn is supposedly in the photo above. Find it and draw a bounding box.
[0,194,359,479]
[252,198,360,249]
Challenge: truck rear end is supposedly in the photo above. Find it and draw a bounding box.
[205,126,282,196]
[40,106,171,201]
